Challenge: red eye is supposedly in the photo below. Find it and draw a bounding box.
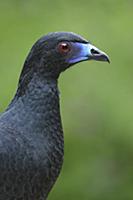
[58,42,71,54]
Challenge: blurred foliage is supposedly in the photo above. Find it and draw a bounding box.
[0,0,133,199]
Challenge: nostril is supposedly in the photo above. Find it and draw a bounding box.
[91,49,100,54]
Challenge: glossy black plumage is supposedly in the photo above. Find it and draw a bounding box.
[0,32,109,200]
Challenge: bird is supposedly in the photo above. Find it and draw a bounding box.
[0,32,109,200]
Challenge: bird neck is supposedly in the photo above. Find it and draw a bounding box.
[9,72,59,108]
[6,73,63,135]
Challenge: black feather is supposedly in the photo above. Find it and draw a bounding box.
[0,32,108,200]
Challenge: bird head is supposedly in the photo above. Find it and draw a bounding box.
[24,32,110,79]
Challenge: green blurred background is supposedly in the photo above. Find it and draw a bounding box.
[0,0,133,199]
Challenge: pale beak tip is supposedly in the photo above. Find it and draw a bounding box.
[105,55,110,63]
[89,44,110,64]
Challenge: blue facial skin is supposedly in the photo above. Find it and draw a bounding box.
[66,42,110,64]
[67,42,91,64]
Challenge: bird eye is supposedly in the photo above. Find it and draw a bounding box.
[58,42,71,54]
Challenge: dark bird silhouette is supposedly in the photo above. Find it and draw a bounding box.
[0,32,109,200]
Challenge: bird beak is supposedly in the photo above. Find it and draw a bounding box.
[67,42,110,64]
[87,43,110,63]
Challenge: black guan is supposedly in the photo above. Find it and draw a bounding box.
[0,32,109,200]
